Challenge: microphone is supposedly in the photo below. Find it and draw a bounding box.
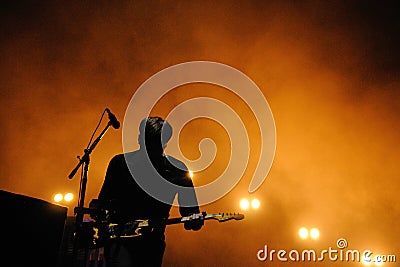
[106,108,120,129]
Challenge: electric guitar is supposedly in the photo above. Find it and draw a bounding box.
[104,212,244,239]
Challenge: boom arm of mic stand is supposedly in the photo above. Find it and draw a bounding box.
[68,121,113,179]
[69,121,113,228]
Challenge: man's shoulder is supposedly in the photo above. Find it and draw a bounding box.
[164,155,188,172]
[110,153,125,162]
[112,151,139,159]
[109,151,140,165]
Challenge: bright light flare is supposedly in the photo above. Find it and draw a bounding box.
[54,193,63,203]
[251,198,260,209]
[188,170,194,179]
[364,254,385,266]
[240,198,250,210]
[64,193,74,202]
[298,227,309,239]
[361,254,373,266]
[361,254,386,266]
[310,228,320,240]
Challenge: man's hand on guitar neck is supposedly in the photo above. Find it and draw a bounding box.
[184,212,204,231]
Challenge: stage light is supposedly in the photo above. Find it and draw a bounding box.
[298,227,308,239]
[251,198,260,209]
[64,193,74,202]
[310,228,320,240]
[361,254,385,266]
[361,255,372,266]
[54,193,63,203]
[189,170,194,179]
[240,198,250,210]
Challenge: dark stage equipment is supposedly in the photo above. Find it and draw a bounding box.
[0,190,68,267]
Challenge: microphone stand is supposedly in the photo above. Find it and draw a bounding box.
[68,120,114,266]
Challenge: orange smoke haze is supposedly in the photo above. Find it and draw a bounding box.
[1,1,399,266]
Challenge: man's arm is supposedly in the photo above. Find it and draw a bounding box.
[164,155,204,230]
[98,155,119,201]
[178,172,204,231]
[97,154,127,213]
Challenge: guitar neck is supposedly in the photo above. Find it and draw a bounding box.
[166,213,213,225]
[165,213,243,225]
[166,217,186,225]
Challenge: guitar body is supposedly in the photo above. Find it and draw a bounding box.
[108,220,150,239]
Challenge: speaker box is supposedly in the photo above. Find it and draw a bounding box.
[0,190,68,267]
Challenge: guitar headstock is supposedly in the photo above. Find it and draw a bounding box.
[207,213,244,222]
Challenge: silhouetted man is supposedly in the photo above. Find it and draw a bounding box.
[98,116,203,267]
